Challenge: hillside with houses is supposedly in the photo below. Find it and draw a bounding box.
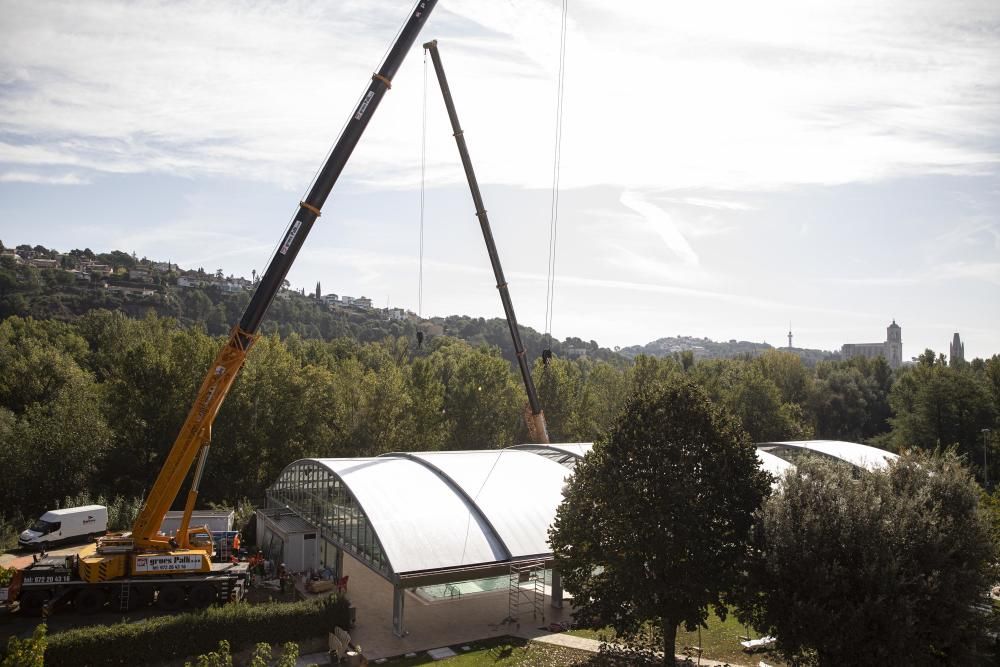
[0,242,622,364]
[619,335,836,365]
[1,242,839,367]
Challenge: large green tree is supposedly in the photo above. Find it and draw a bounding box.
[429,338,520,450]
[693,360,811,442]
[532,357,584,442]
[549,377,771,663]
[78,311,217,496]
[889,353,996,482]
[742,453,996,665]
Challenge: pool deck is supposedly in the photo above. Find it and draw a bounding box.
[299,556,753,666]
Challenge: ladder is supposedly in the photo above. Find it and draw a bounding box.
[118,583,130,611]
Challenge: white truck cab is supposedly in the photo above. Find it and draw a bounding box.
[18,505,108,550]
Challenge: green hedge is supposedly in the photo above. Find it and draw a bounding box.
[43,595,350,666]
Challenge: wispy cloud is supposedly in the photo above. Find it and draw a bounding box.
[828,261,1000,287]
[0,170,88,185]
[0,0,996,191]
[937,261,1000,285]
[655,196,755,212]
[602,243,709,285]
[535,270,869,320]
[619,190,700,266]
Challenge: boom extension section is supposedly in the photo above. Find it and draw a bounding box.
[423,40,549,444]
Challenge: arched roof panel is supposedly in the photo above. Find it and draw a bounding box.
[757,449,795,480]
[508,443,593,468]
[311,457,508,575]
[758,440,898,471]
[405,450,573,559]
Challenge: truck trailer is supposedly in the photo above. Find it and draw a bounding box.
[16,554,247,614]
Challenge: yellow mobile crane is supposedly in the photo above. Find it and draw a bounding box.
[13,0,438,615]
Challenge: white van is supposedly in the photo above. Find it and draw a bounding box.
[18,505,108,550]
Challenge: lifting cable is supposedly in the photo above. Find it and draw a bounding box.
[418,47,429,320]
[414,47,431,349]
[543,0,569,358]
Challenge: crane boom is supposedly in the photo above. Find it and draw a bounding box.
[129,0,439,550]
[422,40,549,444]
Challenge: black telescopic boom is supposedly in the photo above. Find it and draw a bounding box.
[237,1,438,342]
[423,40,549,443]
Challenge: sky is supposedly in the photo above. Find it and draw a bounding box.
[0,0,998,359]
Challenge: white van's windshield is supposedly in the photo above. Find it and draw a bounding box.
[30,519,59,534]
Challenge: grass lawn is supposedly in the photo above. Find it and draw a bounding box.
[373,636,605,666]
[567,612,787,667]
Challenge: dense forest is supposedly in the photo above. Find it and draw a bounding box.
[0,244,998,548]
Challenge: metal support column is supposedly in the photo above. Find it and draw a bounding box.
[550,569,563,609]
[392,584,406,637]
[334,546,344,580]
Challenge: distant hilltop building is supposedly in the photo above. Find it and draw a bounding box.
[841,320,902,369]
[949,332,965,367]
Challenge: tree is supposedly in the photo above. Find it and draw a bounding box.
[77,311,216,497]
[97,250,136,269]
[809,365,875,440]
[980,355,1000,422]
[2,623,46,667]
[742,453,996,665]
[549,377,771,663]
[694,361,811,442]
[532,357,584,441]
[889,359,996,482]
[315,281,321,300]
[571,360,629,442]
[404,357,448,451]
[428,338,520,450]
[8,371,112,513]
[755,349,811,405]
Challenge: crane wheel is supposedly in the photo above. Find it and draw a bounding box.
[155,584,185,611]
[189,583,217,609]
[18,591,49,616]
[75,588,107,614]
